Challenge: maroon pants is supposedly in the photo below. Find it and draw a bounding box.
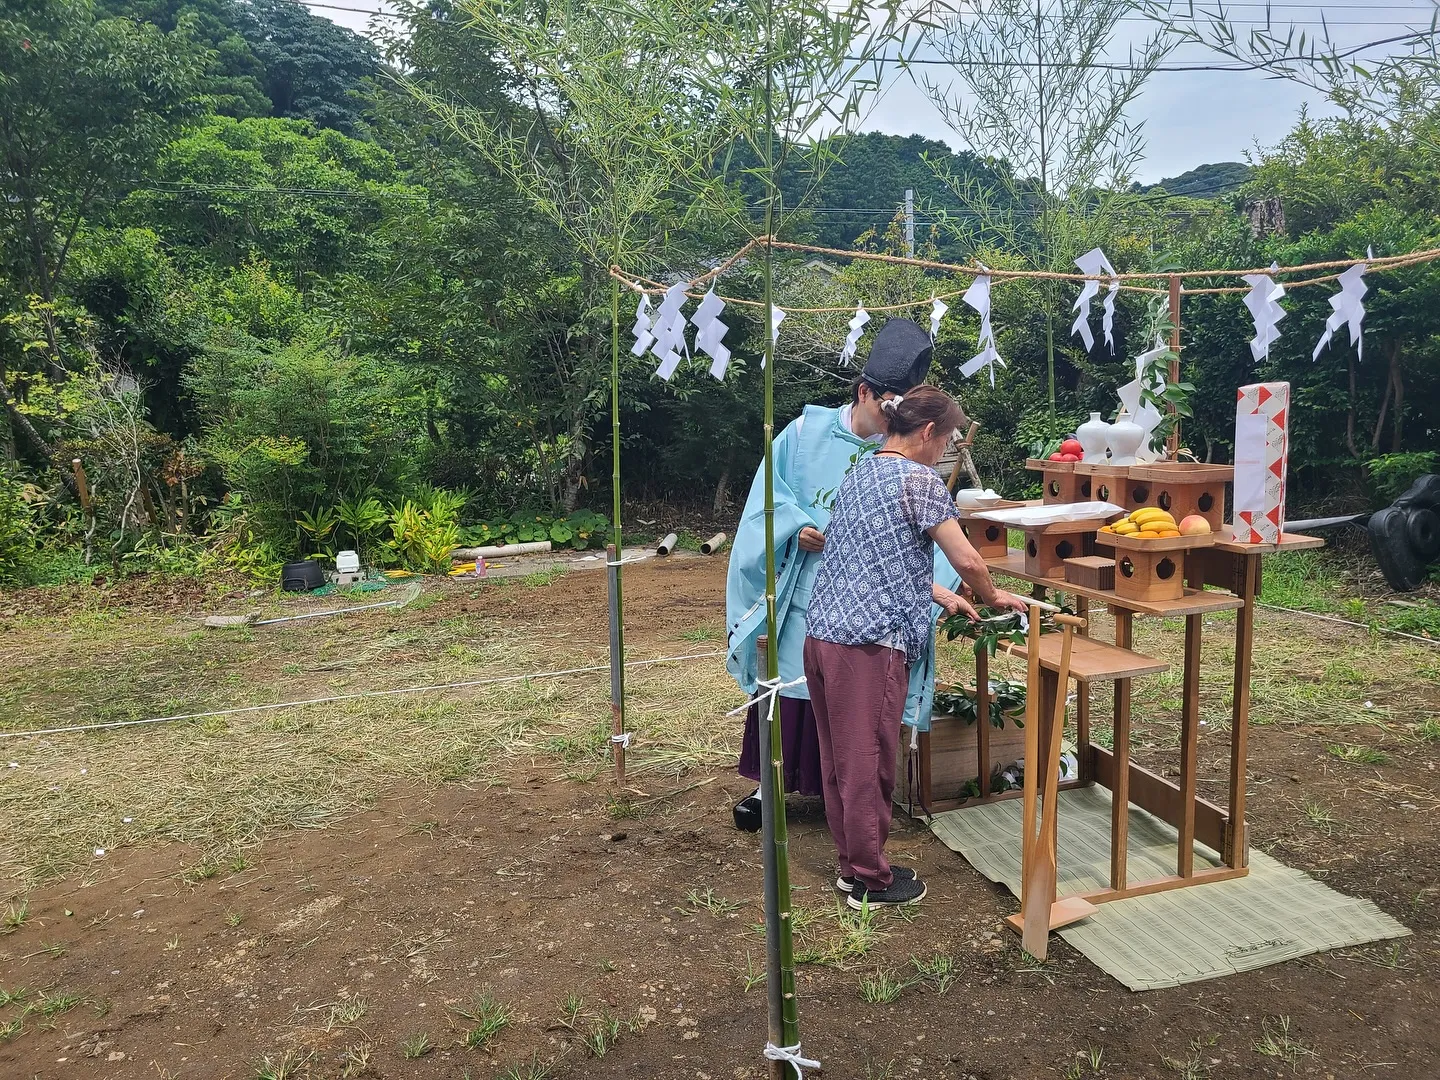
[802,636,909,891]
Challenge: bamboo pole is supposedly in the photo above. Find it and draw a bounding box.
[759,2,799,1071]
[609,272,628,785]
[1167,275,1182,460]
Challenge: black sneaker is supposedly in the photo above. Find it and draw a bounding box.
[732,790,762,832]
[836,866,916,893]
[848,875,927,910]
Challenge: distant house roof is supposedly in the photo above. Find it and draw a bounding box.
[802,259,841,278]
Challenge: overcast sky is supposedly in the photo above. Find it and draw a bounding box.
[310,1,1434,184]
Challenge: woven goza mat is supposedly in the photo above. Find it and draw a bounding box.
[928,785,1410,990]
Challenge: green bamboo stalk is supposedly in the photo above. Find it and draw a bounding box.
[610,269,627,782]
[758,0,799,1070]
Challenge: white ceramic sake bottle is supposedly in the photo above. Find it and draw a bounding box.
[1075,412,1112,463]
[1106,408,1145,466]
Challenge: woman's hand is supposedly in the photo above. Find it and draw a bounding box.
[932,584,980,621]
[798,526,826,552]
[988,590,1030,614]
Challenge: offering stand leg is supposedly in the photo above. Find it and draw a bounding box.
[1228,555,1260,868]
[1178,614,1202,878]
[1110,610,1133,891]
[976,647,992,798]
[1075,597,1091,783]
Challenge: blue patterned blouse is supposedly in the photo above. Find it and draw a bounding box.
[806,452,957,663]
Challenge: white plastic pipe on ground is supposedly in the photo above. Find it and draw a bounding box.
[452,541,553,560]
[701,532,728,555]
[656,532,679,556]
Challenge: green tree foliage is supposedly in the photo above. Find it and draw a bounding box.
[237,0,380,135]
[96,0,271,118]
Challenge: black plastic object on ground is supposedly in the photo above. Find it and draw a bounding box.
[1367,474,1440,592]
[280,560,325,592]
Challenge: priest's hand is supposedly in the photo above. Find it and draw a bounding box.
[932,584,980,621]
[798,527,826,552]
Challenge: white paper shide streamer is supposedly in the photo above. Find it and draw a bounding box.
[929,296,948,340]
[1242,266,1286,362]
[838,303,870,366]
[762,304,785,368]
[1071,248,1117,353]
[650,281,691,381]
[1312,256,1369,362]
[690,288,732,381]
[630,293,654,357]
[960,269,1005,386]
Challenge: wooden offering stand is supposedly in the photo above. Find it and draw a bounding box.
[1107,531,1215,604]
[1017,514,1116,580]
[1073,461,1131,505]
[975,526,1323,957]
[1124,463,1233,531]
[1027,458,1086,504]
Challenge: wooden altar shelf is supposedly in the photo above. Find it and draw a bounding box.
[985,550,1245,618]
[1000,633,1168,683]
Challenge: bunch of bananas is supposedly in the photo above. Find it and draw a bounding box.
[1099,507,1180,538]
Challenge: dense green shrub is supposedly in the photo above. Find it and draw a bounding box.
[0,471,37,586]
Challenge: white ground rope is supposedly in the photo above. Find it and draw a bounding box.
[0,650,726,741]
[724,675,807,717]
[764,1042,821,1077]
[1256,601,1439,648]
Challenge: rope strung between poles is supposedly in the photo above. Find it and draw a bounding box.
[610,238,1440,313]
[764,1042,822,1077]
[0,650,727,741]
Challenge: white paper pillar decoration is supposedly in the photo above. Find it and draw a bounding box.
[651,280,690,382]
[690,288,732,381]
[838,303,870,366]
[960,270,1005,386]
[1241,266,1287,362]
[1125,335,1172,461]
[929,296,948,341]
[1312,259,1369,362]
[759,304,785,370]
[630,293,654,358]
[1070,248,1117,353]
[1102,279,1119,353]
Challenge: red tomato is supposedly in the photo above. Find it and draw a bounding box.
[1048,452,1064,461]
[1060,439,1083,457]
[1060,453,1081,462]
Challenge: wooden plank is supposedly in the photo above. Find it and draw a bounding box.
[1211,530,1325,554]
[1000,633,1168,683]
[1087,746,1229,854]
[1229,554,1260,869]
[1127,463,1235,483]
[1004,896,1098,937]
[1106,530,1216,553]
[1178,613,1202,878]
[1110,610,1132,891]
[987,551,1244,617]
[1078,865,1248,905]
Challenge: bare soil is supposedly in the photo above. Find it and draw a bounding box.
[2,557,1437,1080]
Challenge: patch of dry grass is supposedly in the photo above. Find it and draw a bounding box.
[0,598,740,899]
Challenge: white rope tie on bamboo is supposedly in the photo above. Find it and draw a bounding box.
[764,1042,821,1076]
[610,732,633,749]
[724,675,807,717]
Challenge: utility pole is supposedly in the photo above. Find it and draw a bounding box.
[904,188,915,257]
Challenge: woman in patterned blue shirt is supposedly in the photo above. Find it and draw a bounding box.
[805,385,1026,909]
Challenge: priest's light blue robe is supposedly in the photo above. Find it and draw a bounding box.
[725,404,960,733]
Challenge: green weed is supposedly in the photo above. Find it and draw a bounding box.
[253,1049,314,1080]
[1327,743,1389,766]
[453,992,511,1050]
[1254,1015,1314,1073]
[399,1032,433,1059]
[684,887,743,916]
[1,899,29,934]
[497,1053,559,1080]
[858,967,911,1004]
[910,952,957,994]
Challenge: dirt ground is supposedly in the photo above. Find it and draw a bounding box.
[1,556,1438,1079]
